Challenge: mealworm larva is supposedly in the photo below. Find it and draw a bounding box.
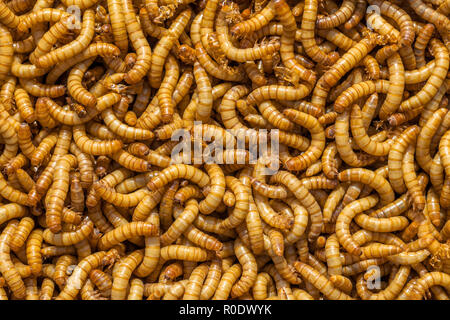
[398,272,450,300]
[160,245,213,262]
[325,234,342,276]
[150,9,192,89]
[0,76,16,115]
[97,221,158,251]
[95,182,149,208]
[368,0,414,47]
[231,238,257,298]
[56,250,108,300]
[328,274,353,296]
[109,149,151,173]
[336,195,379,256]
[9,216,34,252]
[193,61,213,123]
[253,272,276,300]
[26,228,43,276]
[379,53,405,120]
[15,169,35,193]
[252,177,288,199]
[23,276,39,300]
[30,131,57,167]
[111,250,144,300]
[417,108,448,173]
[161,199,199,246]
[0,220,25,298]
[294,261,353,300]
[316,0,356,29]
[182,263,209,300]
[4,153,29,176]
[81,279,106,300]
[43,217,93,246]
[122,0,151,85]
[299,176,338,190]
[267,171,321,241]
[39,277,55,300]
[45,154,77,233]
[397,39,449,114]
[46,43,122,84]
[218,176,249,229]
[338,168,394,206]
[156,55,179,124]
[14,87,35,124]
[102,107,154,140]
[160,279,188,300]
[213,264,242,300]
[54,255,77,287]
[106,0,127,53]
[34,10,95,68]
[73,124,123,156]
[409,0,450,32]
[414,23,435,68]
[148,164,210,192]
[127,278,144,300]
[258,101,294,131]
[0,173,29,205]
[282,109,325,171]
[70,173,84,213]
[68,58,97,108]
[216,7,280,63]
[223,190,236,207]
[323,184,346,223]
[0,0,21,28]
[40,245,76,258]
[300,0,339,66]
[230,0,275,36]
[402,145,426,212]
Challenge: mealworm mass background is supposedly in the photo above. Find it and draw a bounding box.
[0,0,448,300]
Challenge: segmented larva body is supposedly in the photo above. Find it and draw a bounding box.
[231,238,257,298]
[182,263,209,300]
[147,164,211,191]
[0,220,26,298]
[294,261,354,300]
[193,61,213,123]
[43,218,94,246]
[54,255,77,287]
[282,109,325,171]
[388,125,420,194]
[230,0,275,36]
[213,264,242,300]
[111,250,144,300]
[157,54,179,124]
[300,0,339,66]
[122,0,151,84]
[216,7,280,63]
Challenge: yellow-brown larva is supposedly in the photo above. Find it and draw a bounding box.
[0,0,447,301]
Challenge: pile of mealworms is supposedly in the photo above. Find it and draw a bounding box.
[0,0,448,301]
